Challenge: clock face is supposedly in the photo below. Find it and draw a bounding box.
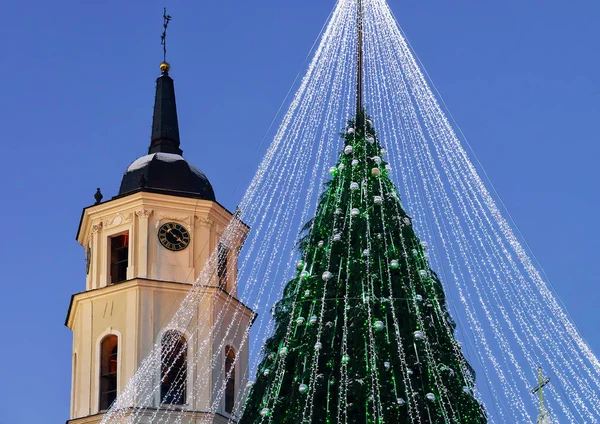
[158,222,191,251]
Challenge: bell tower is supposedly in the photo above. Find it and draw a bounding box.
[66,60,254,423]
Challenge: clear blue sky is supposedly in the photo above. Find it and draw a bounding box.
[1,1,599,422]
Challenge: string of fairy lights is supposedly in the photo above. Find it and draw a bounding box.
[100,0,600,423]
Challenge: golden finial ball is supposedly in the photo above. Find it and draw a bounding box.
[160,61,171,73]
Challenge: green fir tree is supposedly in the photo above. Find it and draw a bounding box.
[241,115,487,423]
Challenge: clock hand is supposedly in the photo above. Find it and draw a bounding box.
[166,228,184,243]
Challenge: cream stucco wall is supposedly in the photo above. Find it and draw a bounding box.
[67,192,253,423]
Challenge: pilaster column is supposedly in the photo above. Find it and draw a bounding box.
[195,217,214,281]
[90,222,103,289]
[135,209,153,278]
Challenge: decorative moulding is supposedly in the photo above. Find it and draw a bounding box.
[157,213,190,224]
[196,216,214,227]
[135,209,153,219]
[103,212,133,229]
[91,222,103,234]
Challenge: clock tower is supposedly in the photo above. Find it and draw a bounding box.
[66,61,254,423]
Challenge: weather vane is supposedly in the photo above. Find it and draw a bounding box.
[161,7,172,63]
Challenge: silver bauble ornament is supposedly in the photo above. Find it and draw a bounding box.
[421,241,429,250]
[297,261,305,270]
[322,271,333,282]
[407,368,413,375]
[328,167,336,176]
[351,159,359,166]
[415,294,423,302]
[333,233,341,241]
[350,208,360,217]
[372,156,382,165]
[419,269,428,277]
[304,290,311,297]
[374,195,383,204]
[338,163,345,171]
[414,330,425,341]
[397,398,405,406]
[350,182,359,190]
[260,408,270,417]
[318,240,324,247]
[390,260,400,269]
[374,320,385,331]
[344,145,353,155]
[335,208,343,215]
[309,316,318,325]
[363,249,370,257]
[367,136,375,144]
[347,127,355,134]
[299,384,308,394]
[314,342,322,350]
[279,347,288,356]
[263,369,270,376]
[384,361,390,369]
[426,393,436,402]
[300,271,310,279]
[296,317,305,325]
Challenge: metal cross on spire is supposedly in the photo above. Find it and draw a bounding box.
[531,366,551,423]
[161,7,172,63]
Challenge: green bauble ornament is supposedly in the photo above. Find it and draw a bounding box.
[390,259,400,269]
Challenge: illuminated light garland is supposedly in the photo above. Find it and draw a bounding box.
[99,1,600,423]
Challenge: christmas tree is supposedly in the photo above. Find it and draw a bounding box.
[240,113,488,423]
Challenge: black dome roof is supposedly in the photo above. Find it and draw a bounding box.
[115,64,216,202]
[118,153,216,201]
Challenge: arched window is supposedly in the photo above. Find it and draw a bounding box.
[161,330,187,405]
[99,335,118,411]
[225,346,236,414]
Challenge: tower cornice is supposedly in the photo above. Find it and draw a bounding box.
[65,278,256,329]
[76,191,247,245]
